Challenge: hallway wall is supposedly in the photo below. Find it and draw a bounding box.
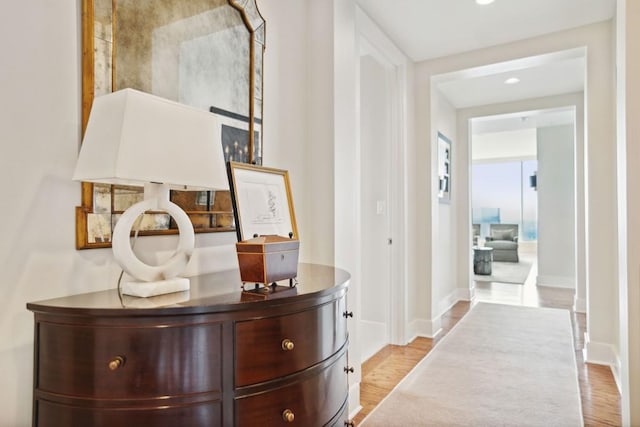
[431,88,460,321]
[615,0,640,422]
[537,124,576,288]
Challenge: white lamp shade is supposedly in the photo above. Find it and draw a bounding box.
[73,88,229,191]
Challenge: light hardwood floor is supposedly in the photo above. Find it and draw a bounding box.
[353,249,621,426]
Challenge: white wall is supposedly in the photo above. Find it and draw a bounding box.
[304,1,337,266]
[0,4,110,425]
[537,125,576,288]
[331,1,363,415]
[260,0,310,257]
[431,88,459,322]
[616,0,640,423]
[580,21,619,371]
[472,129,537,162]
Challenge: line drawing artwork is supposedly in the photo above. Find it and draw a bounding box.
[240,182,285,227]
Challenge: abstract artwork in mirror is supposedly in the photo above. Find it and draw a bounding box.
[77,0,265,248]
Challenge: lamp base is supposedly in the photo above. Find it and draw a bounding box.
[121,277,190,298]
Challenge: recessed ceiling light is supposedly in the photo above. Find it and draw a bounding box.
[476,0,495,5]
[504,77,520,85]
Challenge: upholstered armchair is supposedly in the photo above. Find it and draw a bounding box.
[484,224,519,262]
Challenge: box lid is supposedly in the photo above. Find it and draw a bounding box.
[236,235,300,253]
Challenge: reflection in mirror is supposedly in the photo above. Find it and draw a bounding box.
[114,0,250,118]
[77,0,265,249]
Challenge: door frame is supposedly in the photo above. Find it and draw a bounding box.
[356,6,409,346]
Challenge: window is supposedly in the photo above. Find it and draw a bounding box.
[472,160,538,241]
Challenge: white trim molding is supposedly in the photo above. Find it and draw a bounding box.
[360,320,390,363]
[436,288,471,320]
[574,295,587,313]
[536,275,576,289]
[356,4,410,349]
[348,382,362,420]
[583,332,622,393]
[436,290,460,319]
[408,318,442,340]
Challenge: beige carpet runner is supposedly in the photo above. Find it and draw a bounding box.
[361,302,583,426]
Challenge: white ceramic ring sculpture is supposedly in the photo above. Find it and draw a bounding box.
[112,196,194,282]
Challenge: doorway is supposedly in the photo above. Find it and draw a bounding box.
[469,108,578,307]
[359,53,393,362]
[355,6,409,361]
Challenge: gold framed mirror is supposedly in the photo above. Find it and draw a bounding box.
[77,0,265,249]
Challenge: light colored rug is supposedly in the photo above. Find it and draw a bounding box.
[360,303,583,427]
[474,260,532,284]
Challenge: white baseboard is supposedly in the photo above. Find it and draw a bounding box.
[583,333,622,393]
[537,275,576,289]
[408,318,441,340]
[360,320,389,362]
[436,288,470,318]
[348,382,362,420]
[574,296,587,313]
[409,288,471,342]
[457,287,473,301]
[584,334,617,364]
[611,356,622,395]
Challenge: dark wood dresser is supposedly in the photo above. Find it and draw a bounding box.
[27,263,352,427]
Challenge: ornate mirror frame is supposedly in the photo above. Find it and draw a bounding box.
[76,0,265,249]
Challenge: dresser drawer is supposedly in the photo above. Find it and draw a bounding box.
[235,297,347,386]
[35,399,222,427]
[36,321,223,398]
[235,352,349,426]
[327,399,350,427]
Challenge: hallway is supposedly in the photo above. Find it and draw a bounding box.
[355,246,621,425]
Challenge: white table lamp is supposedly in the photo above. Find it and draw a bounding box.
[73,88,229,297]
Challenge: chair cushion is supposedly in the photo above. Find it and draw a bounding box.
[484,240,517,250]
[490,229,515,241]
[492,249,519,262]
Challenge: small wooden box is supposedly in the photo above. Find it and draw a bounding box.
[236,235,300,286]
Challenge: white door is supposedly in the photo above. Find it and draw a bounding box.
[359,54,392,362]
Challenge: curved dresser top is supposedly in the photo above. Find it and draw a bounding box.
[27,263,350,317]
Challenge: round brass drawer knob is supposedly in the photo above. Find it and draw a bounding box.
[282,409,295,422]
[281,339,295,351]
[108,356,125,371]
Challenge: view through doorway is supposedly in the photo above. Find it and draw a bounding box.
[470,108,577,309]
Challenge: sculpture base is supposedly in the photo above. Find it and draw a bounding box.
[122,277,190,298]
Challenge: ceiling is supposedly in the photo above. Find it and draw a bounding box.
[355,0,615,131]
[435,54,585,109]
[354,0,615,62]
[472,108,576,134]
